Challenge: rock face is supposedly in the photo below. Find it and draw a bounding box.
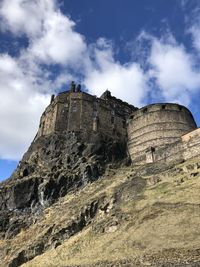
[2,152,200,267]
[0,131,127,242]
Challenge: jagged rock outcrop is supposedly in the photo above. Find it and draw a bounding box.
[0,131,128,242]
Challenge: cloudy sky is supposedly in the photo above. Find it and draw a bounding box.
[1,0,200,180]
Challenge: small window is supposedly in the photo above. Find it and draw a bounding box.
[143,108,148,113]
[93,117,99,131]
[146,147,155,163]
[111,110,115,116]
[162,105,166,110]
[23,168,29,177]
[93,110,98,117]
[41,122,45,133]
[72,101,77,112]
[111,116,114,124]
[179,106,182,111]
[122,120,126,128]
[94,101,98,110]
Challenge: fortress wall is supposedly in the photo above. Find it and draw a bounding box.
[36,92,70,138]
[131,140,184,165]
[80,93,95,133]
[97,96,136,139]
[56,91,70,103]
[54,92,70,131]
[37,103,58,137]
[129,138,182,160]
[79,92,135,140]
[128,103,197,163]
[80,93,126,138]
[129,129,187,148]
[55,102,69,131]
[67,92,83,132]
[128,122,194,139]
[130,129,200,166]
[97,103,113,136]
[182,128,200,160]
[35,89,137,141]
[154,140,184,164]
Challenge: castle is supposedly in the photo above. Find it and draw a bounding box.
[36,82,200,165]
[36,81,137,141]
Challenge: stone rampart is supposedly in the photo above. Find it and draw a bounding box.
[127,103,197,163]
[182,128,200,160]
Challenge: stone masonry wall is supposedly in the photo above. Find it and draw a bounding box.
[182,128,200,160]
[36,89,136,141]
[130,128,200,166]
[37,103,58,137]
[128,103,197,163]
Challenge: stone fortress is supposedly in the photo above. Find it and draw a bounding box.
[36,81,137,141]
[36,81,200,165]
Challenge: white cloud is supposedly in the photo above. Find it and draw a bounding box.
[29,13,86,65]
[148,37,200,105]
[84,38,148,107]
[189,24,200,53]
[0,54,50,160]
[0,0,51,36]
[0,0,87,66]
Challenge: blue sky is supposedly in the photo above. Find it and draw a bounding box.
[1,0,200,180]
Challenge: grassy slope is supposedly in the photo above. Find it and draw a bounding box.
[2,158,200,266]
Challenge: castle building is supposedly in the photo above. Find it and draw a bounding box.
[36,82,200,165]
[127,103,197,164]
[36,82,137,141]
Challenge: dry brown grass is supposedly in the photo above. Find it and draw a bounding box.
[3,159,200,267]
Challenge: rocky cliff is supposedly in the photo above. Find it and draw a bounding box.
[1,130,200,266]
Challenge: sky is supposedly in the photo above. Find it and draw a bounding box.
[1,0,200,180]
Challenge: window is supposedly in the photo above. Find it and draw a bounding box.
[93,117,99,131]
[122,120,126,128]
[111,116,114,124]
[146,147,155,163]
[93,110,98,117]
[143,108,148,113]
[72,101,77,112]
[93,101,98,110]
[162,105,166,110]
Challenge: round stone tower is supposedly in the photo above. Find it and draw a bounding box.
[127,103,197,163]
